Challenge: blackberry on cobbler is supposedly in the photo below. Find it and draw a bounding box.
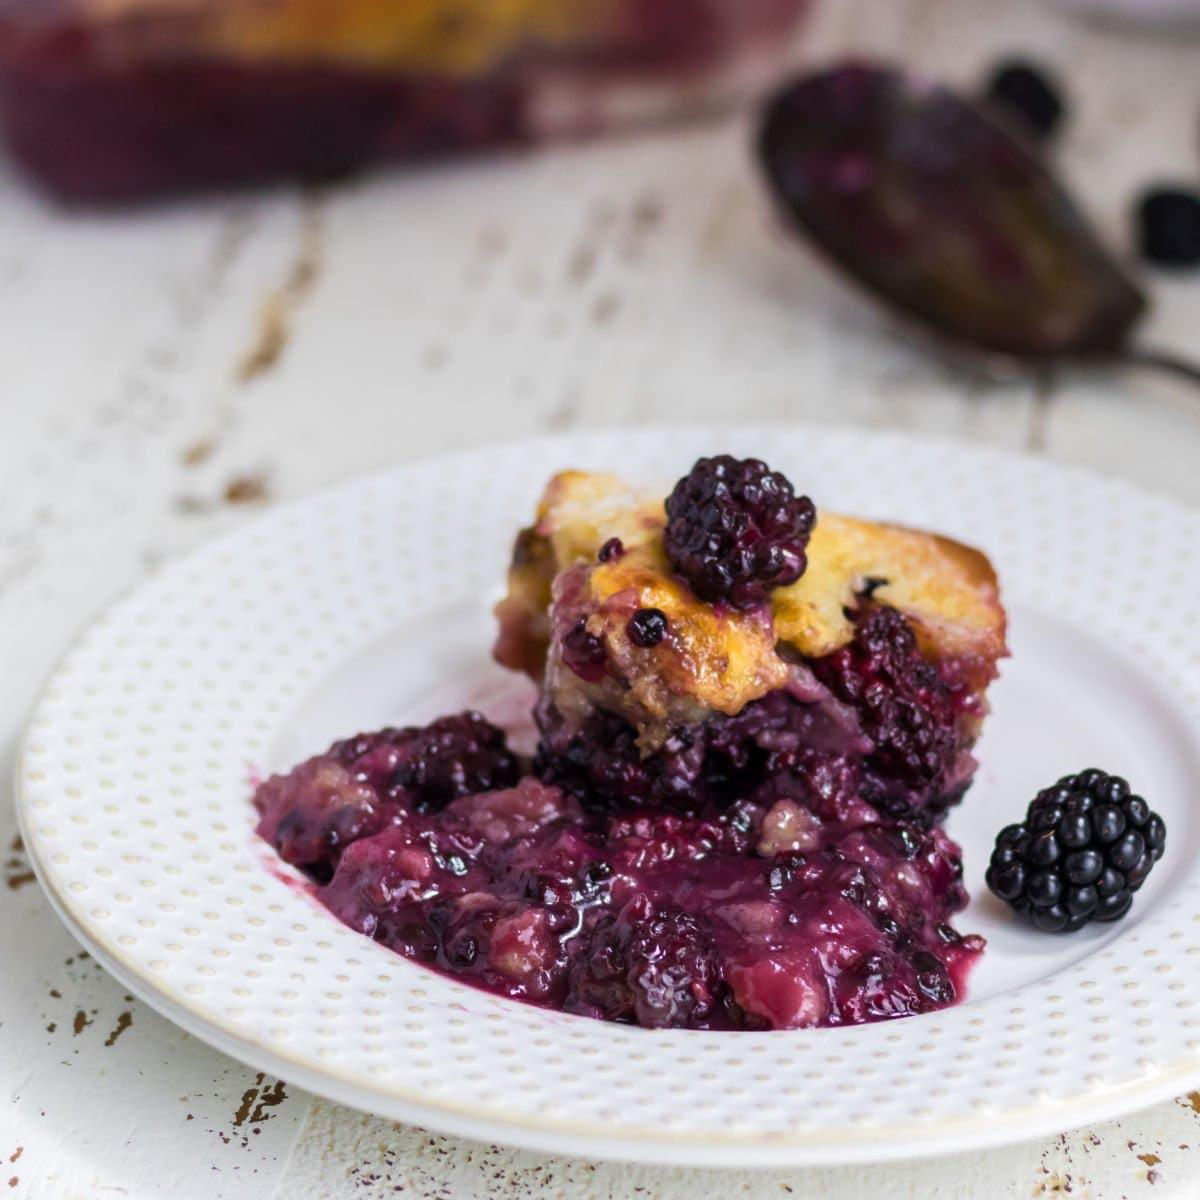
[1137,187,1200,268]
[627,607,668,648]
[986,769,1166,932]
[663,455,816,609]
[562,620,608,682]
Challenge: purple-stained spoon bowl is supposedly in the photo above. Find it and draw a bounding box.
[758,61,1153,365]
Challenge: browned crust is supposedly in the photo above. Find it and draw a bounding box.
[771,512,1007,664]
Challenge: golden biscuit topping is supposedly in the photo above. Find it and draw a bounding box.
[581,541,787,718]
[495,470,1007,712]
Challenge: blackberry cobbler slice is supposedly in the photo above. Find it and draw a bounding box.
[256,457,1006,1030]
[498,465,1005,823]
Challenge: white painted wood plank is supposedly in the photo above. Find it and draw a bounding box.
[0,0,1197,1193]
[279,1096,1200,1200]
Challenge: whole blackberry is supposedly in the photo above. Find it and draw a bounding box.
[983,59,1065,141]
[333,712,521,813]
[534,701,709,811]
[986,770,1166,932]
[566,898,721,1029]
[1137,187,1200,268]
[663,455,816,609]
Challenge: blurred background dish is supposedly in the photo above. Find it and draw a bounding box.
[0,0,812,202]
[3,0,1200,1196]
[1047,0,1200,29]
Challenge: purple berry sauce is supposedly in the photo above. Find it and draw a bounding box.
[255,659,984,1030]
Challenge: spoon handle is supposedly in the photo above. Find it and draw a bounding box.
[1116,346,1200,390]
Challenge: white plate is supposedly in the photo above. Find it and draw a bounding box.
[16,426,1200,1168]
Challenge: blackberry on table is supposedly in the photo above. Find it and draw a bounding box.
[1137,187,1200,268]
[986,769,1166,932]
[663,455,816,609]
[983,59,1065,140]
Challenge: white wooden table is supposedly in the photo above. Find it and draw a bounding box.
[3,0,1200,1194]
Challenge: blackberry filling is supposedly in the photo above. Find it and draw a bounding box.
[561,621,608,682]
[534,604,978,822]
[811,605,976,820]
[254,711,519,881]
[257,728,981,1030]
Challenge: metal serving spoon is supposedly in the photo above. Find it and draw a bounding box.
[757,61,1200,388]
